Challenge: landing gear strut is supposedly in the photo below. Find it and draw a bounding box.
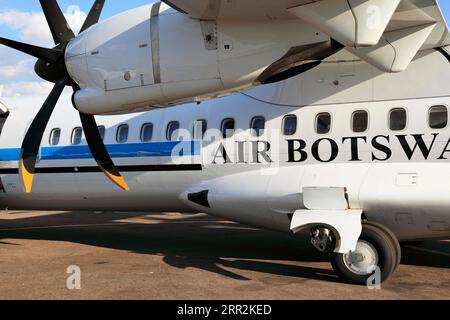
[329,221,401,285]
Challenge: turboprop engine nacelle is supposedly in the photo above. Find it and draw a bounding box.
[65,3,333,115]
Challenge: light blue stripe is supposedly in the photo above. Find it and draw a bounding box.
[0,141,201,161]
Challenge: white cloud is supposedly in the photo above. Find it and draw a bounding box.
[0,6,87,45]
[0,58,35,79]
[0,10,53,46]
[66,5,88,35]
[0,81,53,98]
[0,6,87,99]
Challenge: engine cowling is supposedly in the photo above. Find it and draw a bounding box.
[65,3,329,115]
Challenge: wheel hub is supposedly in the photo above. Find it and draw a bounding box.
[343,240,379,275]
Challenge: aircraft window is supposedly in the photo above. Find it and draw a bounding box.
[352,110,369,133]
[316,113,331,134]
[71,127,83,145]
[166,121,180,141]
[193,120,207,140]
[251,116,265,137]
[98,126,106,141]
[389,108,407,131]
[49,128,61,146]
[429,105,448,129]
[140,123,154,142]
[283,115,297,136]
[221,118,235,138]
[116,124,129,143]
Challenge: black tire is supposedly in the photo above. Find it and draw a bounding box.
[364,221,401,271]
[330,223,398,285]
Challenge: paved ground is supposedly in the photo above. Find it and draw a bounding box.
[0,210,449,300]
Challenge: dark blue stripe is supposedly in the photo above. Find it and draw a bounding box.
[0,141,201,162]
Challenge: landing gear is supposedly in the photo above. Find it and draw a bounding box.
[330,222,401,285]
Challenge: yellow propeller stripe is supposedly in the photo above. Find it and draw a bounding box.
[101,167,130,192]
[19,158,34,194]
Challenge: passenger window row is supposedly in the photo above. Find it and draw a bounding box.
[50,126,105,146]
[48,105,449,146]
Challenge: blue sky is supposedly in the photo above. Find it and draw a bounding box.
[0,0,449,101]
[0,0,155,39]
[0,0,153,16]
[439,0,450,21]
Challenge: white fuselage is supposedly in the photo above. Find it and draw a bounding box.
[1,47,450,242]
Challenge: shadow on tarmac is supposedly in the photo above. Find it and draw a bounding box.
[1,211,449,282]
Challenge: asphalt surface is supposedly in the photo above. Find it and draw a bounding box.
[0,210,449,300]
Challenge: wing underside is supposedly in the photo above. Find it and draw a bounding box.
[163,0,450,72]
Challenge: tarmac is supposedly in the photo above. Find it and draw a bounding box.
[0,210,449,300]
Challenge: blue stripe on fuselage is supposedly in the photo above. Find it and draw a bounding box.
[0,141,201,161]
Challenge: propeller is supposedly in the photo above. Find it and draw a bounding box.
[0,0,129,193]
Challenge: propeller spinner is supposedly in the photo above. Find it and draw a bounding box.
[0,0,129,193]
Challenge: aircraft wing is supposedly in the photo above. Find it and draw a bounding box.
[162,0,450,72]
[161,0,308,20]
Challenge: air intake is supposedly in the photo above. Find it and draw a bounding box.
[187,190,211,208]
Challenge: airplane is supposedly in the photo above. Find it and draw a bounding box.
[0,0,449,285]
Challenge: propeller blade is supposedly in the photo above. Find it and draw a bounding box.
[79,112,129,191]
[80,0,106,33]
[0,37,63,63]
[19,78,68,193]
[39,0,75,45]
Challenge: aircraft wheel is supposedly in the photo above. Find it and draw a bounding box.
[363,221,401,271]
[330,223,399,285]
